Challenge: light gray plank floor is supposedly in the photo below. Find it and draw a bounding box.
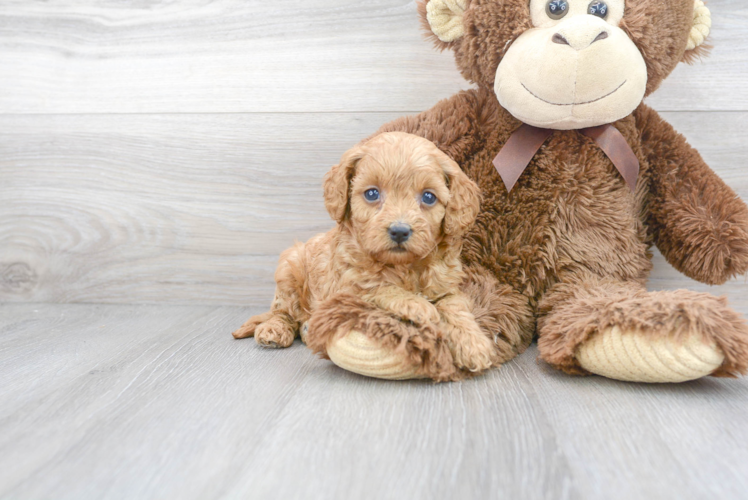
[2,303,748,500]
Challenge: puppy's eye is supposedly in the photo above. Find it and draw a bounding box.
[363,188,380,202]
[588,1,608,18]
[421,191,438,206]
[546,0,569,20]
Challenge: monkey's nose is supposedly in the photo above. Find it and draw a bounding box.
[552,33,570,45]
[553,29,609,51]
[388,224,412,244]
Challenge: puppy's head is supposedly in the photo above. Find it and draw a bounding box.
[323,132,481,265]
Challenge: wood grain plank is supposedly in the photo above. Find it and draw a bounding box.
[0,303,322,499]
[648,0,748,112]
[0,112,389,304]
[2,111,747,306]
[0,0,469,114]
[1,304,747,499]
[221,358,578,500]
[525,352,748,500]
[0,0,745,114]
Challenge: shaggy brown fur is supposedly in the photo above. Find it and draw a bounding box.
[537,280,748,378]
[233,132,505,379]
[304,265,535,380]
[370,0,748,377]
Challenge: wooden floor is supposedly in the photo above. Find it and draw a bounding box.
[2,1,748,499]
[2,303,748,500]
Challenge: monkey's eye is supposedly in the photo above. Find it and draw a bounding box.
[588,1,609,18]
[546,0,569,20]
[421,191,438,206]
[364,188,380,202]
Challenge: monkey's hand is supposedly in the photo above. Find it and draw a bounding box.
[638,104,748,285]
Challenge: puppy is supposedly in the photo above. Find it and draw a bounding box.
[232,132,496,374]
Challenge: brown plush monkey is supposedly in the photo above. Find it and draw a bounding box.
[323,0,748,383]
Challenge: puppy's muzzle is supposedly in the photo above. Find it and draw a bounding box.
[388,223,412,244]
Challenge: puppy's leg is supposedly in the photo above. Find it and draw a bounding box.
[232,243,307,348]
[232,311,273,339]
[368,286,441,327]
[461,264,534,365]
[436,293,496,373]
[253,306,298,348]
[232,292,299,348]
[307,292,460,382]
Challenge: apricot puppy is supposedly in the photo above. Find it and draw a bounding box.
[233,132,495,376]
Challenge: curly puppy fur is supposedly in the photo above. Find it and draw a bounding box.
[233,132,508,380]
[371,0,748,377]
[305,293,461,381]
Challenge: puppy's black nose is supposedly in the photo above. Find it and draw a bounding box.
[388,224,412,244]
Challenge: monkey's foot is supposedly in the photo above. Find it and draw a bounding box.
[306,294,463,382]
[576,326,724,383]
[327,331,424,380]
[539,288,748,381]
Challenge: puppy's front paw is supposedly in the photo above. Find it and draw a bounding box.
[232,311,273,339]
[254,317,296,348]
[436,294,496,373]
[451,332,495,373]
[441,314,496,373]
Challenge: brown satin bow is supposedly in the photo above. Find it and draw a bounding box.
[492,123,640,193]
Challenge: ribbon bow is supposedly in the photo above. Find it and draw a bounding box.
[492,123,640,193]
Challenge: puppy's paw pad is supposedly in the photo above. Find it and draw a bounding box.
[299,322,310,343]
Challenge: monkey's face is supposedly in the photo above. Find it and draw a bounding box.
[495,0,647,130]
[422,0,708,130]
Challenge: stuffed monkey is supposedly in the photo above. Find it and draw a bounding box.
[321,0,748,383]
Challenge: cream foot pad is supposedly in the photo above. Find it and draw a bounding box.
[327,330,422,380]
[576,326,725,383]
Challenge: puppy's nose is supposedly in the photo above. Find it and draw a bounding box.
[388,224,412,244]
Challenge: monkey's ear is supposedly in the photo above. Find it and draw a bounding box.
[420,0,468,45]
[323,145,365,223]
[435,152,481,238]
[683,0,712,63]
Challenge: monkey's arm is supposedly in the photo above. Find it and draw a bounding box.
[636,104,748,285]
[374,87,493,165]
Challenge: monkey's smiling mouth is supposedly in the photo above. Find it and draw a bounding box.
[521,80,627,107]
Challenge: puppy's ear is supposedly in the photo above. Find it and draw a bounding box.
[436,151,481,238]
[323,144,365,223]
